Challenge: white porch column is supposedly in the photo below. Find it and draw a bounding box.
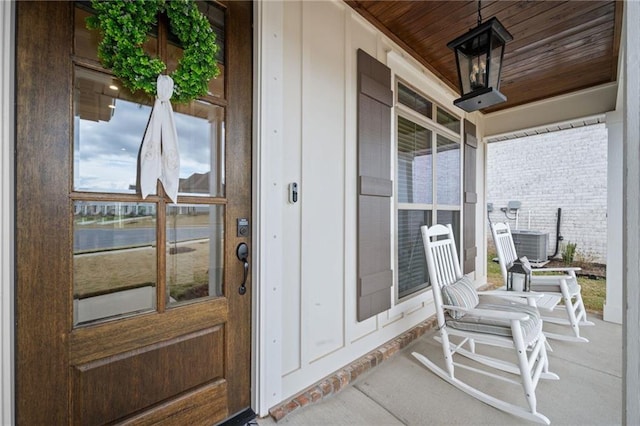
[604,110,622,324]
[623,0,640,422]
[0,1,15,425]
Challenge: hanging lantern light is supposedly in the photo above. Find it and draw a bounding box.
[447,1,513,112]
[507,257,532,292]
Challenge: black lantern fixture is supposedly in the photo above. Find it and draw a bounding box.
[447,1,513,112]
[507,256,532,292]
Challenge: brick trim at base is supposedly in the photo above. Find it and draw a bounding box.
[268,316,438,422]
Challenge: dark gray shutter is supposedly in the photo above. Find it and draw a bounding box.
[357,49,393,321]
[463,119,477,274]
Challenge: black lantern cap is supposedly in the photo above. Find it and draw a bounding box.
[446,17,513,52]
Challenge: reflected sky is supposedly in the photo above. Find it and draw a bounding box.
[75,98,214,193]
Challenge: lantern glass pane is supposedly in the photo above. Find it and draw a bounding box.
[469,51,488,91]
[456,50,489,94]
[489,33,505,89]
[454,29,493,95]
[456,50,472,95]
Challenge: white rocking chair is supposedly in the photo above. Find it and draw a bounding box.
[412,224,558,424]
[490,221,594,343]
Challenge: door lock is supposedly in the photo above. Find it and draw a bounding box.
[236,243,249,295]
[237,218,249,237]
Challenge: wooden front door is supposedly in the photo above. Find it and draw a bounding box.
[15,1,252,424]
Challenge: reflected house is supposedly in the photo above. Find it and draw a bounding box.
[179,171,210,195]
[72,170,213,219]
[74,200,155,218]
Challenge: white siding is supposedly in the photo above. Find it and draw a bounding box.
[624,2,640,421]
[255,0,485,413]
[0,2,14,425]
[487,125,608,264]
[300,0,346,364]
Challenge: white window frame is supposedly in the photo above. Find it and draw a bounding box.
[393,79,463,303]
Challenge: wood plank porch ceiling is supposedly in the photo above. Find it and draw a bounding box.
[346,0,623,113]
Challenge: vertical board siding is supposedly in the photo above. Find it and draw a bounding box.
[0,2,14,425]
[624,2,640,421]
[282,0,303,377]
[272,0,469,404]
[301,0,346,363]
[257,0,286,412]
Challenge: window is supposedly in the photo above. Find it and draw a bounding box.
[396,82,462,300]
[72,2,227,326]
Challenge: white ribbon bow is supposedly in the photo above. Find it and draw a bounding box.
[140,75,180,204]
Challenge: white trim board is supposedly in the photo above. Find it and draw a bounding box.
[0,1,15,425]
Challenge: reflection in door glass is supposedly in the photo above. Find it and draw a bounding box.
[73,201,157,326]
[174,101,226,197]
[167,204,224,305]
[74,67,225,197]
[73,67,151,193]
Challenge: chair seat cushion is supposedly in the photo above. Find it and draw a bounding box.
[530,275,580,295]
[441,276,479,319]
[446,303,542,345]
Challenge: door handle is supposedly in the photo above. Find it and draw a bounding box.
[236,243,249,295]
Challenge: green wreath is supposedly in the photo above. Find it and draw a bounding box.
[87,0,220,104]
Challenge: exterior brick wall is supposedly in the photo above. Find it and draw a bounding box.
[487,124,607,264]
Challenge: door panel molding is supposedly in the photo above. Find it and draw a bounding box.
[70,299,228,364]
[119,380,228,426]
[72,327,225,425]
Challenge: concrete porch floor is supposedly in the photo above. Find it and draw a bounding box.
[258,314,621,425]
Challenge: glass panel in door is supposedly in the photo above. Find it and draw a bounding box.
[73,201,157,326]
[166,204,224,305]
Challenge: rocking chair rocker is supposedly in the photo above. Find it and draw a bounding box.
[490,221,594,343]
[412,224,558,424]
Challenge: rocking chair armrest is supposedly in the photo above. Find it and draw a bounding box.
[478,290,543,300]
[530,275,572,283]
[532,267,580,274]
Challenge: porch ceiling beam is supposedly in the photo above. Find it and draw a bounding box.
[483,82,617,138]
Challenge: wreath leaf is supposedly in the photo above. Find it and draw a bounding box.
[87,0,220,104]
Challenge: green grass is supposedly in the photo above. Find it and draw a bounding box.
[486,252,606,313]
[578,276,606,312]
[486,254,504,287]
